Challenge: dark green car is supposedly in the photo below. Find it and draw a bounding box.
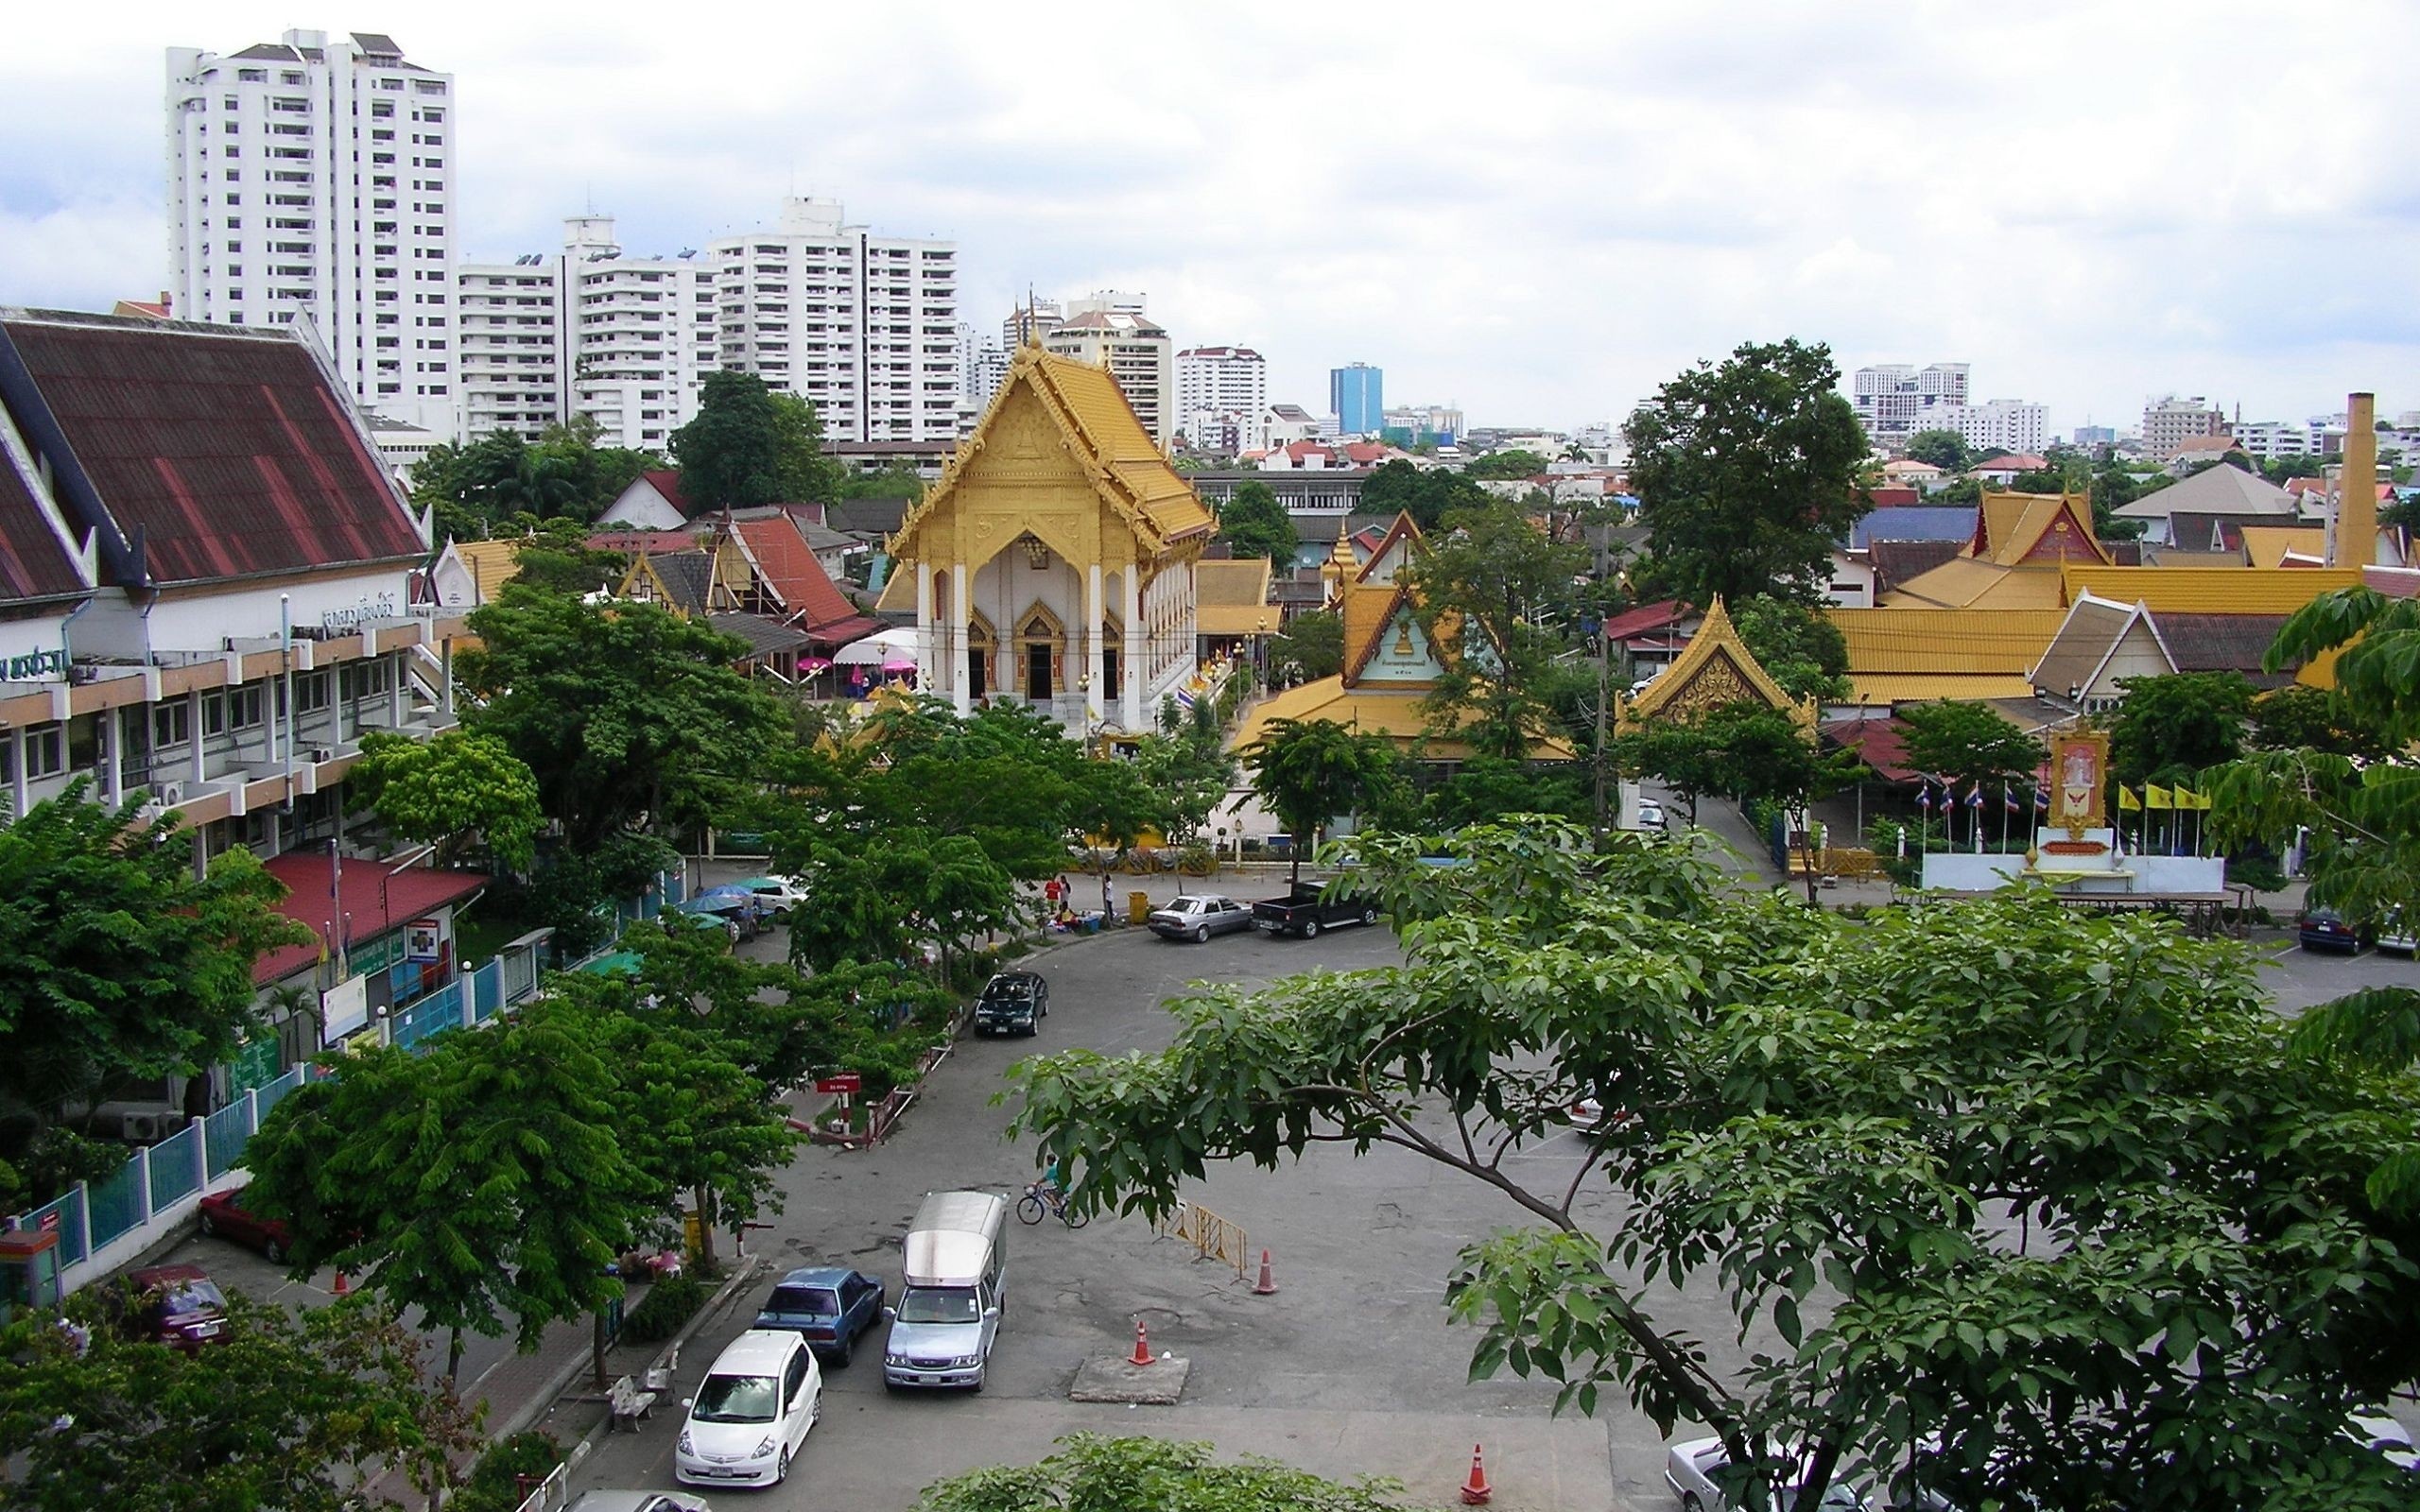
[972,971,1048,1037]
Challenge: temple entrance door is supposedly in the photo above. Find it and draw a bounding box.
[1026,643,1053,701]
[1102,646,1120,705]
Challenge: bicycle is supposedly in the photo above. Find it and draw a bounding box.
[1016,1181,1090,1228]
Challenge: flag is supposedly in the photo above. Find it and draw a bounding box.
[2175,784,2208,810]
[2146,782,2173,810]
[2033,783,2050,811]
[1967,783,1985,810]
[1917,784,1933,812]
[2118,785,2142,812]
[2004,784,2022,814]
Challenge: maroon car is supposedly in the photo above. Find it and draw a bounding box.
[197,1186,293,1263]
[124,1263,230,1349]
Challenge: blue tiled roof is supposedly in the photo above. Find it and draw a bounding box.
[1847,507,1979,549]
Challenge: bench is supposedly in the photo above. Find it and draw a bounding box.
[607,1373,657,1432]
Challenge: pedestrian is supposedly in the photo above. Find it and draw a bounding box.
[1044,875,1064,911]
[1099,869,1114,922]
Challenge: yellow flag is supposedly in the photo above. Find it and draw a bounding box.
[2145,782,2173,810]
[2171,783,2203,810]
[2118,785,2142,812]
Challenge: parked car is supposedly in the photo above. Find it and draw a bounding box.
[197,1186,294,1263]
[122,1263,231,1350]
[1665,1436,1869,1512]
[972,971,1049,1037]
[1251,883,1382,938]
[567,1494,716,1512]
[752,1265,886,1366]
[2298,905,2363,954]
[733,875,810,921]
[1636,799,1668,831]
[676,1330,823,1488]
[1146,893,1255,942]
[2376,909,2415,956]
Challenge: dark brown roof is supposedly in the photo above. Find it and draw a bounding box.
[1868,538,1964,593]
[2161,613,2295,683]
[650,552,715,612]
[707,612,813,660]
[0,313,426,588]
[0,446,88,606]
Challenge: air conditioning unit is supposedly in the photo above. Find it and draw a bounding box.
[309,746,337,763]
[120,1110,165,1143]
[156,781,187,805]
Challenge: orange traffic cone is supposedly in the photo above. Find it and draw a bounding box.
[332,1269,351,1297]
[1253,1247,1278,1296]
[1128,1319,1154,1367]
[1460,1443,1492,1505]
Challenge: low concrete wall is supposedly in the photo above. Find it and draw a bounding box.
[1921,851,2226,895]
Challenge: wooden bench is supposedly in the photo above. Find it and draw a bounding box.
[607,1373,657,1432]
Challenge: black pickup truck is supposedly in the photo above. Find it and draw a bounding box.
[1251,884,1382,938]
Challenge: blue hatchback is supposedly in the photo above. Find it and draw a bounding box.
[752,1265,886,1366]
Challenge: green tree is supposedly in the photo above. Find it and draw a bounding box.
[1265,610,1343,684]
[839,458,927,503]
[1625,339,1873,606]
[507,516,631,598]
[2090,458,2150,541]
[2264,455,2327,484]
[1404,499,1586,761]
[1010,820,2420,1512]
[769,391,847,505]
[2106,670,2254,786]
[1607,718,1732,826]
[672,371,815,510]
[1358,458,1492,532]
[1217,480,1298,563]
[0,782,307,1200]
[458,587,785,848]
[1729,594,1850,703]
[1425,756,1587,828]
[0,1294,481,1512]
[1901,428,1971,472]
[1895,699,2044,790]
[1462,447,1552,480]
[2248,682,2387,759]
[1696,704,1867,902]
[1243,717,1401,886]
[915,1435,1407,1512]
[242,1010,660,1388]
[349,730,544,871]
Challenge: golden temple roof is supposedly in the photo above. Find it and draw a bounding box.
[1233,676,1575,761]
[1828,607,2069,675]
[2057,564,2360,614]
[1618,595,1817,732]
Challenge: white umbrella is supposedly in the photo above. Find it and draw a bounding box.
[833,627,918,666]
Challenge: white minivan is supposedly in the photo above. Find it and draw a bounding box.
[676,1329,821,1488]
[882,1190,1008,1391]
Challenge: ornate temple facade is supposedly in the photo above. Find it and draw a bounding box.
[1615,595,1818,734]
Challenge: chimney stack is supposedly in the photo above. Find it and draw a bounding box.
[2335,391,2377,569]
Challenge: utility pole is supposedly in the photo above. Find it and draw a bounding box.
[1589,613,1611,833]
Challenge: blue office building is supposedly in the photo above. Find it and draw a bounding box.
[1330,363,1384,435]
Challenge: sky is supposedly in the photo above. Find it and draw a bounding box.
[5,1,2417,436]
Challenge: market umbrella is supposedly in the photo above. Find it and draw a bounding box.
[834,627,917,666]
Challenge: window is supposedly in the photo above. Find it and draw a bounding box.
[23,725,63,780]
[228,686,265,730]
[152,702,191,749]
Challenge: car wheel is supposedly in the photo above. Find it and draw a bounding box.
[198,1211,217,1236]
[1193,924,1209,943]
[1360,906,1378,926]
[1682,1496,1703,1512]
[835,1335,853,1368]
[969,1370,984,1394]
[776,1447,790,1485]
[1301,919,1320,938]
[263,1237,285,1265]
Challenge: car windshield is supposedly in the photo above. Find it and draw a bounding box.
[767,1285,838,1316]
[151,1278,225,1315]
[690,1371,779,1422]
[982,979,1035,1003]
[896,1285,979,1324]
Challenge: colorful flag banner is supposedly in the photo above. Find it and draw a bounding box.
[2145,782,2173,810]
[2118,785,2142,812]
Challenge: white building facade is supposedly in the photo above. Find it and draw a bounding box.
[2141,395,2227,459]
[1176,345,1269,453]
[1850,362,1970,444]
[1938,399,2047,456]
[1045,306,1175,449]
[166,29,458,434]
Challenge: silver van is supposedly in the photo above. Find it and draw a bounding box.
[882,1190,1007,1391]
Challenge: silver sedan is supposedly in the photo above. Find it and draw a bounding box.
[1146,893,1256,943]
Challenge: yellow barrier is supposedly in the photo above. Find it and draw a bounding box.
[1155,1199,1249,1280]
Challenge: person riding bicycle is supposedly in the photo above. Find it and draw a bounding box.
[1039,1156,1065,1200]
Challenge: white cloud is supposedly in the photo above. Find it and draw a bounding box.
[6,1,2419,432]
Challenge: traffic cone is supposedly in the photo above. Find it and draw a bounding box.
[1128,1319,1154,1367]
[332,1269,350,1297]
[1460,1444,1492,1505]
[1253,1247,1278,1296]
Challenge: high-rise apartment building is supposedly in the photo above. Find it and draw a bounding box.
[1330,362,1384,435]
[1937,398,2046,456]
[166,28,458,433]
[705,198,960,445]
[2141,395,2227,460]
[454,255,562,440]
[1045,304,1174,448]
[1850,363,1970,445]
[1002,300,1062,352]
[1176,345,1269,453]
[959,320,1009,416]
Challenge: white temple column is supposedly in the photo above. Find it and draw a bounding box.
[952,559,973,714]
[1121,565,1143,730]
[914,560,935,688]
[1085,561,1105,727]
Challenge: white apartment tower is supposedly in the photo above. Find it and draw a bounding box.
[1046,298,1175,448]
[2142,395,2228,460]
[1176,345,1269,453]
[1938,399,2047,456]
[1850,362,1970,445]
[704,198,960,445]
[166,29,458,434]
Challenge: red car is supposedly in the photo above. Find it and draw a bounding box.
[197,1186,293,1263]
[124,1263,230,1350]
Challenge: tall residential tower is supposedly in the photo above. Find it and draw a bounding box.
[165,29,458,434]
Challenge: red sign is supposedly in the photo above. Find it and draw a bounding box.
[814,1074,863,1094]
[37,1210,60,1232]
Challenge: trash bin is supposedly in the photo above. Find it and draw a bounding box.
[1128,890,1151,924]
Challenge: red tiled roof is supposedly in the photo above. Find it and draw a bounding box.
[587,528,699,556]
[734,515,858,630]
[253,853,490,986]
[638,470,696,518]
[1822,716,1918,783]
[0,314,425,586]
[1600,599,1690,642]
[0,446,87,605]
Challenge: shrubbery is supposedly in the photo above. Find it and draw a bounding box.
[618,1274,708,1347]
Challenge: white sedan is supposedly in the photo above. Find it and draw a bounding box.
[1146,893,1256,942]
[1666,1436,1869,1512]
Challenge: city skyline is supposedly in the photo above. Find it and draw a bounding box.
[4,3,2416,436]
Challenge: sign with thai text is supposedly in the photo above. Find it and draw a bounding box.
[2,646,67,682]
[319,593,400,631]
[814,1074,863,1094]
